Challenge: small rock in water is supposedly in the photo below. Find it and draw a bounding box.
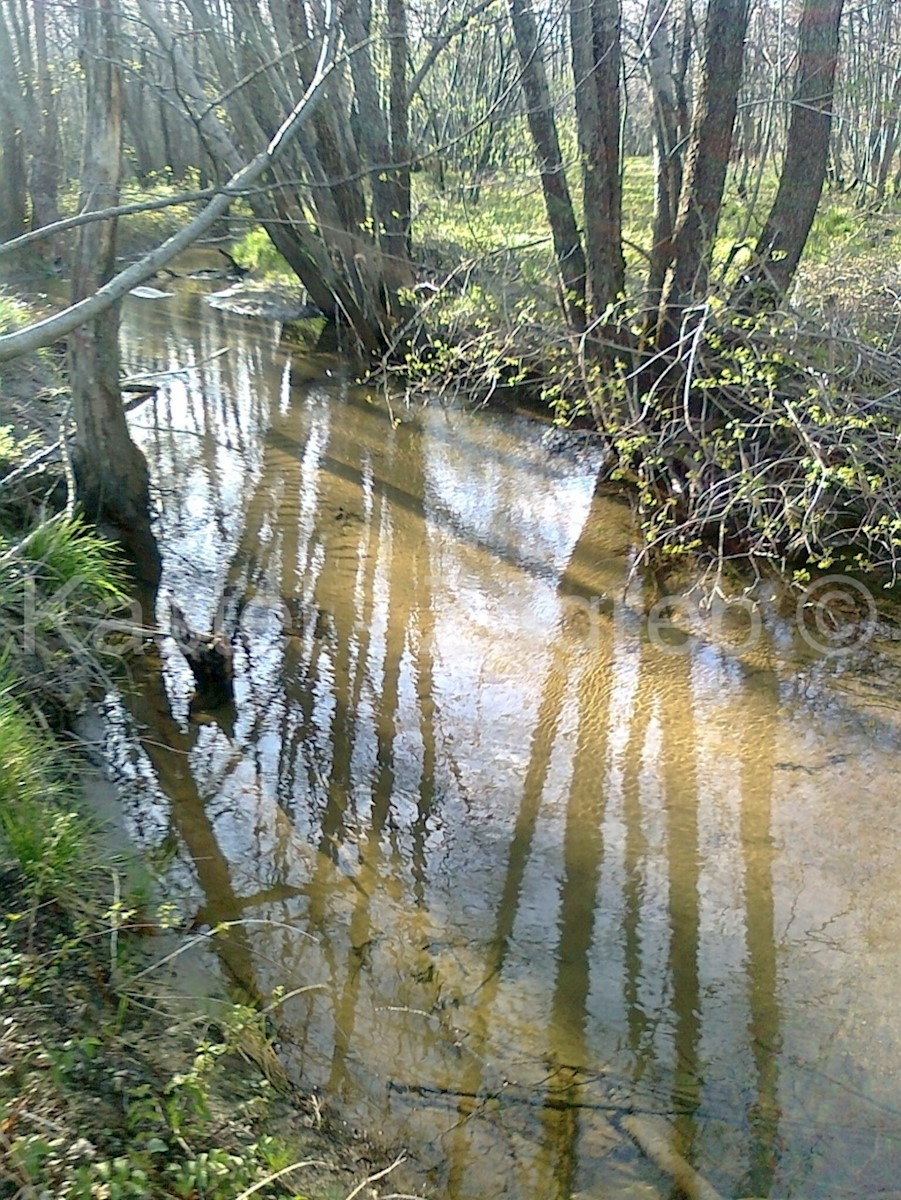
[129,285,174,300]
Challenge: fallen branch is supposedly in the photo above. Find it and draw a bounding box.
[621,1114,726,1200]
[388,1079,691,1118]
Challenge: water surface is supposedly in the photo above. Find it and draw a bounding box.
[101,263,901,1199]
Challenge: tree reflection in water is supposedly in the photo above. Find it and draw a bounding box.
[99,284,901,1200]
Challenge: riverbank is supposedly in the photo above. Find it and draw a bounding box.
[0,601,415,1200]
[3,243,901,1199]
[0,289,416,1200]
[0,849,408,1199]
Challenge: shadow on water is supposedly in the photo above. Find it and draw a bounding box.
[97,263,901,1200]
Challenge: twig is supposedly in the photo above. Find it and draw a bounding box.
[233,1159,328,1200]
[344,1155,407,1200]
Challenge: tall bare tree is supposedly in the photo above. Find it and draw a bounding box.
[509,0,586,327]
[641,0,691,314]
[658,0,751,341]
[741,0,845,302]
[0,0,61,257]
[67,0,160,583]
[570,0,625,319]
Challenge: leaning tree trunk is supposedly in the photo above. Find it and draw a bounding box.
[570,0,625,320]
[145,0,391,353]
[509,0,587,328]
[68,0,161,587]
[658,0,750,344]
[739,0,845,303]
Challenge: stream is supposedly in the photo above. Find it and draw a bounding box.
[94,257,901,1199]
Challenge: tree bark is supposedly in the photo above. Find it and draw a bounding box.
[28,0,61,255]
[140,0,390,351]
[0,0,60,261]
[340,0,413,296]
[658,0,750,342]
[873,70,901,203]
[387,0,412,256]
[0,124,27,243]
[509,0,586,328]
[68,0,161,587]
[642,0,686,314]
[570,0,625,318]
[740,0,845,303]
[0,32,341,364]
[0,4,32,239]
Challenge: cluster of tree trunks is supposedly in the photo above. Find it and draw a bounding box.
[507,0,845,348]
[0,0,855,578]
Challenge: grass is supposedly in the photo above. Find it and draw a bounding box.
[0,515,128,894]
[0,513,130,721]
[414,156,901,295]
[0,677,86,890]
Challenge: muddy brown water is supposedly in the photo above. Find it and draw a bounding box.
[94,259,901,1199]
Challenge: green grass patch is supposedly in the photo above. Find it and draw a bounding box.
[0,515,126,893]
[0,675,90,894]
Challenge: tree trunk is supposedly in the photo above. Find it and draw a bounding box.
[0,5,31,234]
[739,0,845,303]
[658,0,750,342]
[509,0,586,328]
[387,0,412,256]
[140,0,387,351]
[642,0,685,314]
[0,1,60,262]
[340,0,414,304]
[570,0,625,318]
[68,0,161,588]
[0,124,27,243]
[28,0,61,258]
[874,71,901,203]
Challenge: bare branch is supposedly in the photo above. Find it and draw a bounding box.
[0,3,338,364]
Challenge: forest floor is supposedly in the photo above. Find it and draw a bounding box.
[0,875,410,1200]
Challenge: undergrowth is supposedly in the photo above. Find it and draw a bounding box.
[229,227,293,278]
[0,883,353,1200]
[385,188,901,592]
[593,303,901,585]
